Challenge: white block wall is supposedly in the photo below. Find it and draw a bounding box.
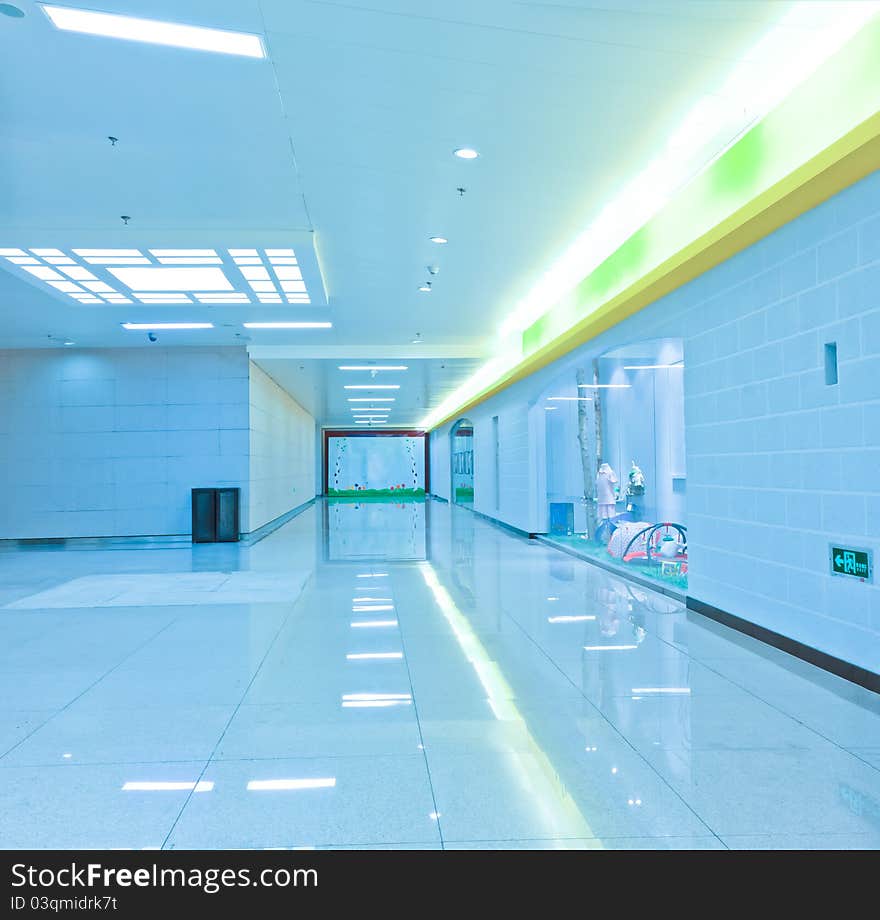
[0,347,250,539]
[432,169,880,672]
[248,361,316,532]
[0,349,317,541]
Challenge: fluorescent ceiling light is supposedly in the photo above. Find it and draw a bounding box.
[339,366,408,371]
[418,285,431,293]
[352,597,392,602]
[544,406,558,411]
[246,778,336,791]
[453,147,479,159]
[344,385,400,390]
[273,266,303,281]
[41,5,266,58]
[352,604,394,612]
[109,266,232,291]
[346,652,403,660]
[121,323,213,330]
[583,645,638,651]
[73,249,142,257]
[243,322,331,329]
[149,249,218,257]
[623,364,685,370]
[547,615,596,623]
[23,266,63,281]
[631,687,692,694]
[351,620,398,628]
[429,236,448,244]
[348,398,394,402]
[356,573,387,578]
[122,781,213,792]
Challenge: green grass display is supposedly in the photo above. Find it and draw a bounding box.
[327,488,426,501]
[547,534,688,591]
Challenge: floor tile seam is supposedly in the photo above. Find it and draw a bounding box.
[159,571,318,850]
[502,611,724,843]
[390,571,446,850]
[678,652,879,764]
[0,616,181,762]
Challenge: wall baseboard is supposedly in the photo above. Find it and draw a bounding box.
[0,533,192,551]
[242,497,316,546]
[0,498,317,551]
[443,498,534,539]
[687,596,879,694]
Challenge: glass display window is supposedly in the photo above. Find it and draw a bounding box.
[541,338,687,592]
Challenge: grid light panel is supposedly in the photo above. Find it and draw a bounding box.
[0,247,313,306]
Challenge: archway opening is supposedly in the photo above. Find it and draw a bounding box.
[450,418,474,505]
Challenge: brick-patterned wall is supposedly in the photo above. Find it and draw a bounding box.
[0,347,250,539]
[432,169,880,670]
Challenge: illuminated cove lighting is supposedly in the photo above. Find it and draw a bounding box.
[419,3,880,430]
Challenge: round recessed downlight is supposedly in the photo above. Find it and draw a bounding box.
[429,236,448,244]
[0,4,24,17]
[453,147,479,160]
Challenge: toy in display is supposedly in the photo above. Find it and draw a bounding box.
[625,460,646,516]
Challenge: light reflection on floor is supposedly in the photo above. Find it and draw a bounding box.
[0,499,878,850]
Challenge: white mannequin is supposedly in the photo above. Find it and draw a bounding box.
[596,462,618,519]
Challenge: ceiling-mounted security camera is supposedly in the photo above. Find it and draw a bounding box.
[147,332,157,343]
[427,265,439,275]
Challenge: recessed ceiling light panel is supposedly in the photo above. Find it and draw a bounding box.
[41,4,266,58]
[0,245,318,307]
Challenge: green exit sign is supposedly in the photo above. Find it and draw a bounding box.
[829,545,873,582]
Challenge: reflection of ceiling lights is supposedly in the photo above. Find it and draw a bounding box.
[346,652,403,660]
[0,247,312,305]
[453,147,479,159]
[246,778,336,791]
[121,322,212,330]
[583,645,638,651]
[41,4,266,58]
[341,693,411,708]
[338,365,407,371]
[122,781,213,792]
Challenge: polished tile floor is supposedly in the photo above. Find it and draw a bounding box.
[1,498,879,850]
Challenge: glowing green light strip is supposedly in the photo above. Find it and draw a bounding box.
[421,7,880,430]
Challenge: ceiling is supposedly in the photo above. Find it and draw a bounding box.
[0,0,802,424]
